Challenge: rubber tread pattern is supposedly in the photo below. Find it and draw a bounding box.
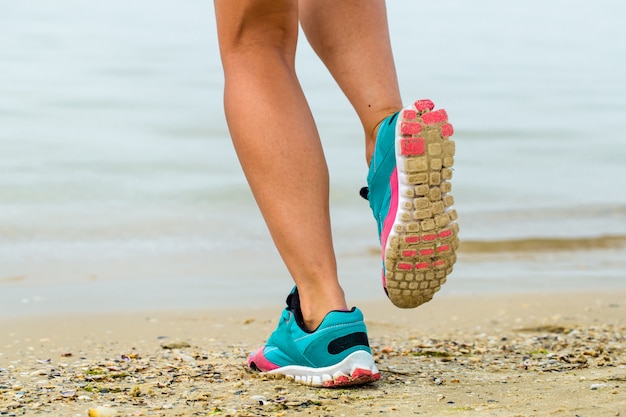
[384,100,459,308]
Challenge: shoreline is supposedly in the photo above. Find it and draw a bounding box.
[2,290,624,416]
[3,279,626,321]
[2,241,625,320]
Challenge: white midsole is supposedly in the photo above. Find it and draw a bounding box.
[265,350,378,382]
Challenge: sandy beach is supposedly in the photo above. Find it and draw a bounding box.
[2,2,626,416]
[2,290,624,417]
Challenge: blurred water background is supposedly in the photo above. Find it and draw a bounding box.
[1,0,625,317]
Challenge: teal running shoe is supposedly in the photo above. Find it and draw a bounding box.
[247,288,380,387]
[364,99,459,308]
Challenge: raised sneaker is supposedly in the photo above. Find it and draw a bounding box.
[363,99,459,308]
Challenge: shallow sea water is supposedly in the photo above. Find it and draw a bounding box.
[1,0,625,317]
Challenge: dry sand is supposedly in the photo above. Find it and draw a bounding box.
[1,290,624,417]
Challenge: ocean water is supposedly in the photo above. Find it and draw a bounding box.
[1,0,625,317]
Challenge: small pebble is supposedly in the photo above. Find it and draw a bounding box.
[161,341,191,350]
[88,406,117,417]
[251,395,266,405]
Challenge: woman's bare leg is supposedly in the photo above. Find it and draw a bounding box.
[214,0,346,330]
[300,0,457,310]
[299,0,403,164]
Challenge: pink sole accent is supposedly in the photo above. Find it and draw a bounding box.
[380,168,400,262]
[438,229,453,239]
[441,123,454,137]
[247,348,280,372]
[414,99,435,111]
[434,260,446,268]
[437,244,451,253]
[322,369,381,388]
[422,233,437,242]
[419,248,435,256]
[400,122,422,135]
[402,250,417,257]
[422,109,448,125]
[333,376,349,385]
[400,138,425,155]
[405,235,420,243]
[416,262,430,270]
[352,369,377,380]
[397,262,414,270]
[402,109,417,119]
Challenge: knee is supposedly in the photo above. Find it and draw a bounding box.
[216,4,298,64]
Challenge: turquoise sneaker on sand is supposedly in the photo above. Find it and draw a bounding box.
[364,99,459,309]
[247,288,380,387]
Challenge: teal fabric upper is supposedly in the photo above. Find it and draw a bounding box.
[367,112,399,238]
[263,290,371,368]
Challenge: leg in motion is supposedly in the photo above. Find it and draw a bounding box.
[299,0,460,308]
[215,0,344,331]
[299,0,402,163]
[214,0,379,387]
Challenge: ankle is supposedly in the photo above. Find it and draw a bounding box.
[298,287,347,331]
[365,110,401,166]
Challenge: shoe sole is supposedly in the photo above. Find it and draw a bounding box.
[263,350,380,388]
[382,99,459,308]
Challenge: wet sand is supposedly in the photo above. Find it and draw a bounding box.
[1,290,624,416]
